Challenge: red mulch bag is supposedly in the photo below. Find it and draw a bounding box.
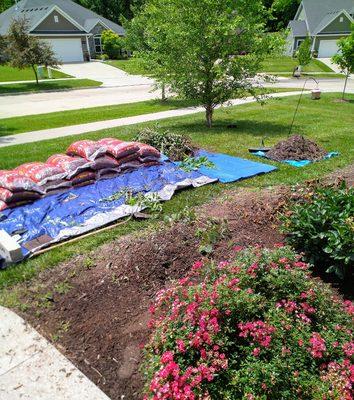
[0,200,6,211]
[136,143,161,160]
[0,187,41,204]
[115,153,140,167]
[91,156,119,171]
[15,162,66,185]
[66,140,106,161]
[70,171,96,186]
[98,140,140,160]
[47,155,93,178]
[0,170,44,193]
[97,138,124,147]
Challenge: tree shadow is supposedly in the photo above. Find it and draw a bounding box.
[0,125,17,142]
[167,119,303,139]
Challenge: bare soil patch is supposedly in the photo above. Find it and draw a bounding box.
[267,134,327,162]
[15,187,287,399]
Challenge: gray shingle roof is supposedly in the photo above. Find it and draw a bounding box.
[289,20,308,37]
[301,0,354,34]
[0,0,125,36]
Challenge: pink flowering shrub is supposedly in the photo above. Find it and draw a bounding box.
[143,247,354,399]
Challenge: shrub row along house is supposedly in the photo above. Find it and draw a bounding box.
[286,0,354,57]
[0,0,125,62]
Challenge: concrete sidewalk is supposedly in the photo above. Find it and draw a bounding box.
[0,91,304,148]
[0,306,110,400]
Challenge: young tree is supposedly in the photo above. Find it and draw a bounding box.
[6,18,60,84]
[296,36,312,73]
[129,0,278,127]
[101,30,126,59]
[332,25,354,101]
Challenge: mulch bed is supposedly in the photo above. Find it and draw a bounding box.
[266,134,327,162]
[15,187,287,399]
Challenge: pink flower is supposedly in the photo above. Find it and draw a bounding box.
[343,342,354,357]
[343,300,354,316]
[252,347,260,357]
[274,242,285,248]
[192,260,204,271]
[161,351,174,364]
[308,332,326,359]
[233,245,243,252]
[176,339,186,353]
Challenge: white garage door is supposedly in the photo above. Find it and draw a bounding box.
[42,38,84,63]
[318,40,339,58]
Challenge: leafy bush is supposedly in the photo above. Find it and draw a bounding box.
[281,183,354,279]
[101,30,125,59]
[100,53,109,61]
[297,36,312,68]
[143,246,354,399]
[134,127,194,161]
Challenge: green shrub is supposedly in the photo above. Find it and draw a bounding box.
[134,127,194,160]
[281,183,354,279]
[143,246,354,399]
[101,30,125,59]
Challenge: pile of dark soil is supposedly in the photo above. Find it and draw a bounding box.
[267,135,327,162]
[16,188,287,400]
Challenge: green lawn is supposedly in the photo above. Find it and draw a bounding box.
[0,93,352,301]
[0,99,199,136]
[0,88,300,136]
[0,79,102,94]
[260,56,334,73]
[0,65,71,82]
[106,58,151,76]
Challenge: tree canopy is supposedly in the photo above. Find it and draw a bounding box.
[0,0,300,29]
[128,0,281,127]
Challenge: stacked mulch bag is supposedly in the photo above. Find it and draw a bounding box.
[0,139,161,211]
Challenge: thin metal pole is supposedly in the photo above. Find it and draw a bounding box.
[288,77,319,137]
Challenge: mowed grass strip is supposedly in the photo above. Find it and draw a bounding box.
[0,79,102,95]
[106,58,151,76]
[0,88,299,136]
[0,93,352,299]
[0,65,71,82]
[260,56,334,73]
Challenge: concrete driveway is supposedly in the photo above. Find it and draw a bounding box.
[58,61,153,87]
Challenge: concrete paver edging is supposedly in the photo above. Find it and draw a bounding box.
[0,306,110,400]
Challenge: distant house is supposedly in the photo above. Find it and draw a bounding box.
[286,0,354,57]
[0,0,125,62]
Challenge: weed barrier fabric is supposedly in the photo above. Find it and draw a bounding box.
[0,162,215,260]
[253,151,339,168]
[168,150,278,183]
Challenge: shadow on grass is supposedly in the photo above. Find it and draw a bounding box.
[167,119,304,139]
[0,125,16,139]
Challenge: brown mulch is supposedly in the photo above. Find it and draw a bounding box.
[16,187,288,400]
[266,134,327,162]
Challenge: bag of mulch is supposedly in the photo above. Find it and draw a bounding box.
[97,169,120,179]
[98,139,140,160]
[91,155,120,171]
[66,140,106,161]
[15,162,67,186]
[47,155,93,178]
[0,170,44,194]
[137,143,161,160]
[0,187,41,204]
[69,171,96,187]
[97,138,124,147]
[0,200,7,211]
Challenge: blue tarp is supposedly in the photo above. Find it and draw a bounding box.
[252,151,339,168]
[193,150,277,183]
[0,153,277,261]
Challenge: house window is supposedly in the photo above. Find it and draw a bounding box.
[296,39,304,49]
[54,15,59,23]
[340,16,344,22]
[94,35,102,54]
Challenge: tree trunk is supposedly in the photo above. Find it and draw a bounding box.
[342,73,349,101]
[32,65,39,84]
[161,83,166,102]
[205,105,213,128]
